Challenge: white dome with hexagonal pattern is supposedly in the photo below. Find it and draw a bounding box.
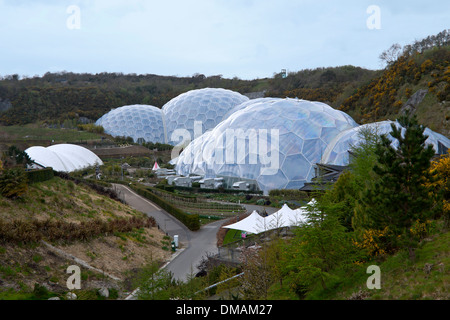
[321,120,450,166]
[95,104,166,143]
[174,98,359,194]
[162,88,249,146]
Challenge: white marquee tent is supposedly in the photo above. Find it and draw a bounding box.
[224,201,314,235]
[223,210,270,234]
[265,204,307,230]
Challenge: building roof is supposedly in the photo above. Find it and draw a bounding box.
[25,144,103,172]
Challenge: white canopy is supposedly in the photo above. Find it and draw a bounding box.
[224,203,310,235]
[25,144,103,172]
[223,210,271,234]
[266,204,307,230]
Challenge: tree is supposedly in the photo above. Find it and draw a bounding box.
[327,126,382,231]
[379,43,402,67]
[281,199,357,298]
[357,113,439,258]
[4,145,32,168]
[134,262,180,300]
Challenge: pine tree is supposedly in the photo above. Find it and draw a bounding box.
[358,113,438,258]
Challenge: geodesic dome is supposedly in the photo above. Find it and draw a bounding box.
[174,98,359,194]
[95,105,166,143]
[162,88,249,145]
[321,120,450,166]
[25,144,103,172]
[221,97,282,120]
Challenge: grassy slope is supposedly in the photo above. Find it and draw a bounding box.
[0,176,171,299]
[0,123,104,143]
[268,227,449,300]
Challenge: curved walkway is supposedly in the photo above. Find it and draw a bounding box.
[112,184,277,282]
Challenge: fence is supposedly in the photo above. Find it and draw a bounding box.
[216,236,261,264]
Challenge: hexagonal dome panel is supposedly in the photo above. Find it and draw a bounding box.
[174,98,359,194]
[95,105,166,143]
[321,120,450,166]
[162,88,249,145]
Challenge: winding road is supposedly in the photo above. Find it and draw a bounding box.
[112,184,277,282]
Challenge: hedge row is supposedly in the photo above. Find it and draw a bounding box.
[25,168,54,184]
[131,185,200,231]
[0,216,156,243]
[172,185,263,195]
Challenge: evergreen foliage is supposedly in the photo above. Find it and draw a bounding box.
[356,113,439,253]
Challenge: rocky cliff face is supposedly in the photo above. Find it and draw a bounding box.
[400,89,428,115]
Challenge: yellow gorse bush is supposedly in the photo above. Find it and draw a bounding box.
[409,219,433,240]
[354,226,390,257]
[427,150,450,216]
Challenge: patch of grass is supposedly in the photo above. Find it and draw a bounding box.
[288,229,449,300]
[0,124,103,143]
[222,229,245,245]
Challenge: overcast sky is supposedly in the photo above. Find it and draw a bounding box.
[1,0,449,80]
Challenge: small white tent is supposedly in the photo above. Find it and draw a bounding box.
[223,211,270,234]
[224,202,312,235]
[266,204,307,229]
[224,206,309,235]
[265,204,294,229]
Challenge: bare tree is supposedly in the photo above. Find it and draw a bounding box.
[379,43,402,68]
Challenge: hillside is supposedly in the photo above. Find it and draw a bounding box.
[268,228,449,300]
[338,45,450,137]
[0,72,269,126]
[0,175,171,300]
[0,31,448,139]
[0,67,379,127]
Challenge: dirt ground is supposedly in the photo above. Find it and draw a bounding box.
[0,226,172,299]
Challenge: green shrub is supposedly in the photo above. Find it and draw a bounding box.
[77,123,105,134]
[26,168,54,184]
[0,168,28,198]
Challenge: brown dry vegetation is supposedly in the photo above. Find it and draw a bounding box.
[0,176,171,298]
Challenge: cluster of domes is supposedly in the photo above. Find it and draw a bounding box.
[95,88,249,145]
[174,98,359,193]
[95,87,450,194]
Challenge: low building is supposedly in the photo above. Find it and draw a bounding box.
[232,181,251,191]
[173,177,192,187]
[299,163,348,193]
[200,177,224,189]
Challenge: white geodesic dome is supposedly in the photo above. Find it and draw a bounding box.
[221,97,282,120]
[174,98,359,194]
[95,104,166,143]
[162,88,249,145]
[25,144,103,172]
[321,120,450,166]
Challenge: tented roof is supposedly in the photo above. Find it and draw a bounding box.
[223,211,271,234]
[25,144,103,172]
[224,203,309,234]
[265,204,307,230]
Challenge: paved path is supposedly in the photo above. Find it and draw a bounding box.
[112,184,277,282]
